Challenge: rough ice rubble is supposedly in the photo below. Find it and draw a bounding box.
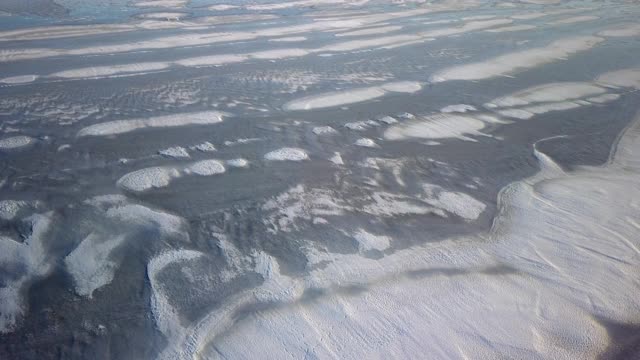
[77,111,227,137]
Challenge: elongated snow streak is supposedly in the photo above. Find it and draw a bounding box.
[430,36,604,82]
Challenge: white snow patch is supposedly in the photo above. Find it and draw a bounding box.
[354,229,391,252]
[191,141,216,152]
[264,148,309,161]
[422,183,486,220]
[329,152,344,165]
[355,138,378,148]
[0,136,35,150]
[441,104,477,113]
[430,36,604,82]
[283,81,421,111]
[312,126,338,135]
[599,23,640,37]
[185,160,226,176]
[385,114,487,142]
[0,75,38,84]
[159,146,190,158]
[596,68,640,89]
[78,111,226,137]
[64,233,128,298]
[117,167,181,192]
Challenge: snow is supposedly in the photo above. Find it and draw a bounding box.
[117,167,180,192]
[441,104,477,113]
[0,136,35,150]
[422,183,486,220]
[312,126,338,135]
[283,81,422,111]
[64,233,128,298]
[385,114,487,142]
[354,229,391,252]
[77,111,226,137]
[430,36,604,82]
[355,138,378,147]
[185,160,226,176]
[159,146,190,158]
[264,148,309,161]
